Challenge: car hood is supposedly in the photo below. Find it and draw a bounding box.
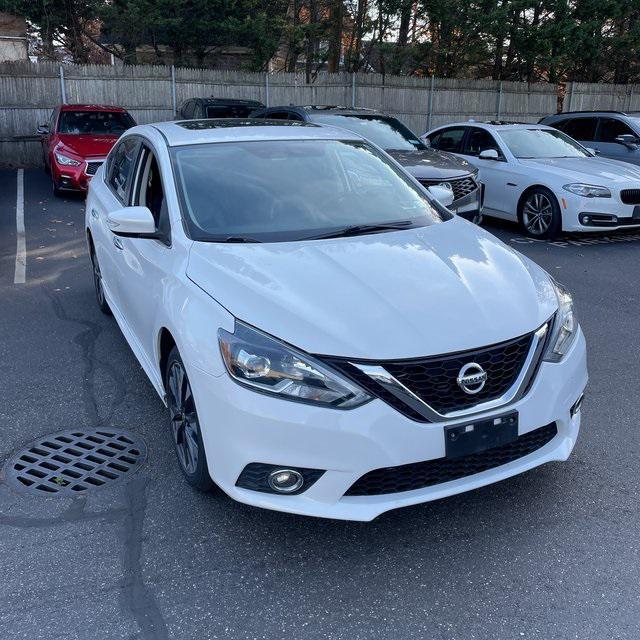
[518,156,640,184]
[57,134,120,159]
[386,149,476,180]
[187,219,557,360]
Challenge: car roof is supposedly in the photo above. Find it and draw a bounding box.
[432,121,555,132]
[260,105,385,117]
[192,97,264,106]
[59,104,129,113]
[148,118,364,146]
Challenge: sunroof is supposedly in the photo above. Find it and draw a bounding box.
[177,119,319,130]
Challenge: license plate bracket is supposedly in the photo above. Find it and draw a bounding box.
[445,411,518,459]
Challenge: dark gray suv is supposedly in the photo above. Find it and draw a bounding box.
[540,110,640,166]
[250,105,483,222]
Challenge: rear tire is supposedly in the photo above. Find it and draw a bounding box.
[165,347,214,492]
[518,187,562,239]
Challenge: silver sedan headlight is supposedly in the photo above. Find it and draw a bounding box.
[562,183,611,198]
[218,321,371,408]
[543,280,578,362]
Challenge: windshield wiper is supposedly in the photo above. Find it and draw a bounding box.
[217,236,263,243]
[304,220,416,240]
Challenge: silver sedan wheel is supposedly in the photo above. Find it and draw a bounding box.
[522,193,554,236]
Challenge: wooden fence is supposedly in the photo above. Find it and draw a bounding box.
[0,60,563,167]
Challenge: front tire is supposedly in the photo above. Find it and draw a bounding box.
[165,348,214,491]
[90,249,111,315]
[518,187,562,239]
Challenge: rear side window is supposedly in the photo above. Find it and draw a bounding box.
[108,137,140,203]
[598,118,635,143]
[430,128,466,153]
[561,117,597,141]
[205,105,257,118]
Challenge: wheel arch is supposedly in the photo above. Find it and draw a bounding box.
[516,183,560,216]
[158,327,177,392]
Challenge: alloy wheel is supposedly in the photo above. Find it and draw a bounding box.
[522,193,553,235]
[167,361,200,475]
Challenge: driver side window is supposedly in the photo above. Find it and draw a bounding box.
[133,146,171,245]
[464,128,502,157]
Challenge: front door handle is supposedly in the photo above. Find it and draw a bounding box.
[113,236,124,250]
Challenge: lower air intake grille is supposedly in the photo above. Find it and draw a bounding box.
[345,422,557,496]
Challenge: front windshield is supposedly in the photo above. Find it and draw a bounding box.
[58,111,135,135]
[500,129,590,159]
[308,115,426,152]
[171,139,450,242]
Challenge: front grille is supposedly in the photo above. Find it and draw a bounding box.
[86,161,103,176]
[345,422,557,496]
[620,189,640,205]
[419,176,478,202]
[329,333,534,420]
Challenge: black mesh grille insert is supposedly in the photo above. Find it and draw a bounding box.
[419,176,478,202]
[327,332,535,420]
[382,333,533,414]
[345,422,557,496]
[86,161,102,176]
[620,189,640,205]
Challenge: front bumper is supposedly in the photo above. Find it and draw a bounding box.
[561,192,640,232]
[450,183,483,223]
[188,329,587,521]
[52,157,105,192]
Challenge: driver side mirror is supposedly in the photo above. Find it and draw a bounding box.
[615,134,639,148]
[107,206,157,238]
[36,124,49,135]
[478,149,500,160]
[585,147,599,156]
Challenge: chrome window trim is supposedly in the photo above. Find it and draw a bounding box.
[351,321,550,423]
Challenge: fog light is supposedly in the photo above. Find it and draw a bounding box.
[268,469,304,493]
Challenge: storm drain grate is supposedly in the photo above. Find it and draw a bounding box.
[3,428,147,495]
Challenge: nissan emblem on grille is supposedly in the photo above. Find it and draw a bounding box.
[456,362,488,395]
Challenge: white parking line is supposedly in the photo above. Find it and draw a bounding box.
[14,169,25,284]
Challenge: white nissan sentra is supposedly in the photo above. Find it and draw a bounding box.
[85,119,587,521]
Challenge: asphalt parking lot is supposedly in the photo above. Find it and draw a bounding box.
[1,168,639,640]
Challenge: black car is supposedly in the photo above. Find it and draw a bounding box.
[249,105,483,222]
[178,97,264,120]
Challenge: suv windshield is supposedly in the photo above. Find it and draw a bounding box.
[308,115,426,152]
[171,139,449,242]
[500,129,590,159]
[58,111,135,135]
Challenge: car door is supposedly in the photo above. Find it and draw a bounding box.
[595,117,640,165]
[428,127,466,154]
[457,127,518,218]
[90,136,142,314]
[112,141,174,364]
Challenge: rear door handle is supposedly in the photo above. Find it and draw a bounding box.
[90,208,99,219]
[113,236,124,250]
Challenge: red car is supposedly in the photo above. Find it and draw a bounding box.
[38,104,136,196]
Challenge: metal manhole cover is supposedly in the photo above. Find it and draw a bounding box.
[3,428,147,495]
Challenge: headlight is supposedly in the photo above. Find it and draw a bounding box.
[54,151,82,166]
[543,280,578,362]
[562,183,611,198]
[218,322,371,408]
